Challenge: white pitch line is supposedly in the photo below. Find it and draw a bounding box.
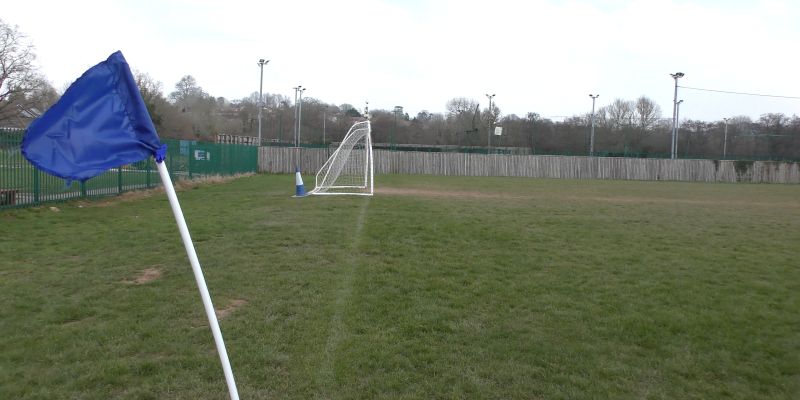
[315,197,371,394]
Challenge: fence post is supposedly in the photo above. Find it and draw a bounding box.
[146,160,152,188]
[169,145,175,183]
[80,181,87,198]
[118,166,123,193]
[33,167,40,204]
[188,141,194,180]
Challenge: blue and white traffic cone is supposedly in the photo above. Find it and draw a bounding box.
[294,167,307,197]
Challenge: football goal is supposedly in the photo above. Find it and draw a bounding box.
[309,120,373,196]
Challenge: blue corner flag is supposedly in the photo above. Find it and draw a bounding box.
[22,51,163,182]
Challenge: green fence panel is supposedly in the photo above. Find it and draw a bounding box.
[1,133,257,210]
[169,140,257,177]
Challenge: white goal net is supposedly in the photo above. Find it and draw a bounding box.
[309,120,373,196]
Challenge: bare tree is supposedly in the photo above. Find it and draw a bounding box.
[446,97,480,145]
[169,75,205,109]
[758,113,789,134]
[25,76,57,110]
[605,98,635,130]
[134,71,171,129]
[634,96,661,130]
[167,75,221,136]
[0,19,44,125]
[482,101,501,132]
[414,110,433,122]
[445,97,477,118]
[593,107,609,129]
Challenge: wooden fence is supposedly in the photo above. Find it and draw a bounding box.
[258,147,800,184]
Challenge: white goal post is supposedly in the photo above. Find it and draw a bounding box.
[309,120,373,196]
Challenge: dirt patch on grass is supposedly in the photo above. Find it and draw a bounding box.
[183,173,253,187]
[124,268,162,285]
[574,195,800,209]
[375,187,521,200]
[62,316,96,327]
[216,299,248,320]
[87,173,254,207]
[376,187,799,209]
[88,190,156,207]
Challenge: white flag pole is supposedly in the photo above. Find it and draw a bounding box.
[156,160,240,400]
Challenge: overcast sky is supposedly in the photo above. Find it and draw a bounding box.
[5,0,799,122]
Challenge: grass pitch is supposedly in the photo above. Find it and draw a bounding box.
[1,174,798,399]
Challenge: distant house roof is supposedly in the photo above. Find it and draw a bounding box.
[18,104,42,119]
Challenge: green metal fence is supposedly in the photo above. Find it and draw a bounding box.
[1,129,257,210]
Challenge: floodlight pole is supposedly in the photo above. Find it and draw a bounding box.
[393,108,397,150]
[292,86,303,147]
[670,72,684,159]
[589,94,599,156]
[293,87,299,147]
[676,99,684,158]
[297,87,306,147]
[257,59,269,146]
[291,86,303,170]
[485,93,495,152]
[723,117,729,159]
[393,105,403,150]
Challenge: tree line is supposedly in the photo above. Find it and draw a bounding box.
[2,19,799,160]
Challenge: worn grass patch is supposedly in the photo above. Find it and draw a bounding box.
[124,268,163,285]
[1,174,798,399]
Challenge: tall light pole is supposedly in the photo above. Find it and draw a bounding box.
[670,72,685,159]
[297,87,306,147]
[292,85,304,147]
[257,59,269,146]
[322,107,327,146]
[589,94,599,156]
[393,106,403,150]
[485,93,495,152]
[676,99,684,158]
[723,117,729,159]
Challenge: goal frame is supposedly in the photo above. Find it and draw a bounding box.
[309,120,373,196]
